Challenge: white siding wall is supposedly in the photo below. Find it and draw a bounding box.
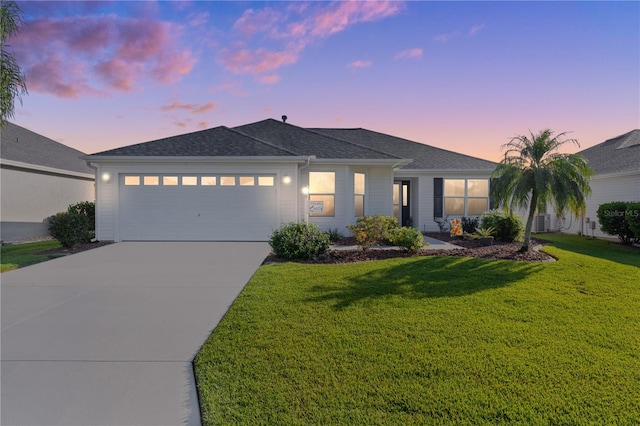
[299,165,394,234]
[396,171,494,232]
[93,162,298,241]
[365,167,394,217]
[560,172,640,238]
[0,168,94,222]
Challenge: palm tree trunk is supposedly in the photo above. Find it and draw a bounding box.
[521,192,538,252]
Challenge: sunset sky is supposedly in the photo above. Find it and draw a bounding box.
[9,1,639,161]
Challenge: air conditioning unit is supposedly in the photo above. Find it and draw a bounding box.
[535,214,550,232]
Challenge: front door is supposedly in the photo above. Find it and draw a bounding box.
[393,180,411,227]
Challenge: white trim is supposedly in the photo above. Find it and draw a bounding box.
[311,158,412,166]
[395,168,495,174]
[84,155,311,163]
[0,158,95,179]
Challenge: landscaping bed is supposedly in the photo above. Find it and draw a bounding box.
[264,232,554,264]
[38,240,113,255]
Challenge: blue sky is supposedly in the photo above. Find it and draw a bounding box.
[10,1,640,161]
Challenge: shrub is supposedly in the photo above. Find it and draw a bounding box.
[597,202,637,244]
[434,215,450,232]
[461,216,479,234]
[625,202,640,241]
[324,228,344,243]
[390,227,426,253]
[480,210,524,242]
[67,201,95,231]
[269,222,330,260]
[47,212,92,248]
[347,215,399,250]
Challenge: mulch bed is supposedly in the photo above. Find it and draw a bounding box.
[264,233,555,264]
[39,241,113,255]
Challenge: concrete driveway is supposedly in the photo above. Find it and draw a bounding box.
[1,242,271,425]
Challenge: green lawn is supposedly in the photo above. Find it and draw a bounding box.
[195,234,639,425]
[0,240,63,272]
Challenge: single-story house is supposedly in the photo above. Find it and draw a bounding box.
[0,122,95,242]
[86,118,496,242]
[548,129,640,237]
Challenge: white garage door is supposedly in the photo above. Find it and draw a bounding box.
[120,174,278,241]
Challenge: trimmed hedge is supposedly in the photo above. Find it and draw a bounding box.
[597,202,639,244]
[347,215,398,250]
[390,227,425,253]
[47,201,96,248]
[480,210,524,242]
[269,222,330,260]
[48,212,92,248]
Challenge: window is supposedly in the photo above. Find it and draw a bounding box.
[201,176,216,186]
[309,172,335,217]
[239,176,255,186]
[220,176,236,186]
[163,176,178,186]
[124,176,140,186]
[182,176,198,186]
[444,179,489,216]
[354,173,365,217]
[143,176,159,186]
[258,176,274,186]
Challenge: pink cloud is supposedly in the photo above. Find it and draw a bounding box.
[11,15,196,98]
[220,46,298,74]
[434,31,460,42]
[221,1,403,77]
[348,60,372,70]
[161,101,217,114]
[469,24,486,36]
[395,48,423,60]
[311,1,402,37]
[258,74,281,85]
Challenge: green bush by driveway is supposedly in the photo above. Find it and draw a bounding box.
[195,234,639,425]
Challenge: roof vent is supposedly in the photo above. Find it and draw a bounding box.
[281,115,287,123]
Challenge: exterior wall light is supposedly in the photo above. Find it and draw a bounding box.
[283,175,292,184]
[101,172,111,182]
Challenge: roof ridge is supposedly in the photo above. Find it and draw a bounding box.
[316,127,496,165]
[225,125,300,156]
[301,126,405,160]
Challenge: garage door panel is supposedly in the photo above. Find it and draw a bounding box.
[120,174,278,241]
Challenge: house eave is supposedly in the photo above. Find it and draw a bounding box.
[0,158,95,179]
[394,168,495,174]
[83,155,312,164]
[311,158,412,166]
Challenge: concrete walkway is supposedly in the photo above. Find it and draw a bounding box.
[1,242,271,426]
[329,235,464,251]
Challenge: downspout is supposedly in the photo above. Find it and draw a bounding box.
[298,156,313,223]
[85,161,99,242]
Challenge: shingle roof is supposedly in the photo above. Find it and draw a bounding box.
[577,129,640,175]
[234,119,401,160]
[310,128,496,170]
[90,126,297,157]
[0,122,93,174]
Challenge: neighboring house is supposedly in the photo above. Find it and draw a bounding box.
[0,123,95,242]
[86,118,496,242]
[547,129,640,237]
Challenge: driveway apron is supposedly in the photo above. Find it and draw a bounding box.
[1,242,271,425]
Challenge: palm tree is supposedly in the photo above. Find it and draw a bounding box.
[1,0,28,127]
[491,129,592,252]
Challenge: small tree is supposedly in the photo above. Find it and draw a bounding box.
[491,130,592,251]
